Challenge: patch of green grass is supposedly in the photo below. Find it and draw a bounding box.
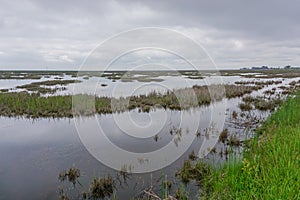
[206,90,300,199]
[0,92,74,118]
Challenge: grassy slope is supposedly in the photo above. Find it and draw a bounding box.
[206,91,300,199]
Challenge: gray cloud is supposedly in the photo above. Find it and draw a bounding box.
[0,0,299,69]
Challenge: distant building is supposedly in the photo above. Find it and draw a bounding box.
[251,66,269,70]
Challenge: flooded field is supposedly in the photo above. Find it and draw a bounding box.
[0,69,300,199]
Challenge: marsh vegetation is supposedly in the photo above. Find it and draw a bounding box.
[204,90,300,199]
[0,84,261,118]
[16,79,81,94]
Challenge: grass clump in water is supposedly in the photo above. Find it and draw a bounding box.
[239,102,252,111]
[177,160,212,186]
[59,167,81,187]
[219,129,229,143]
[87,176,115,200]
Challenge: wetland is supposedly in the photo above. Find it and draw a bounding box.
[0,69,299,199]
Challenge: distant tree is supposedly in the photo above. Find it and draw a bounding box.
[284,65,291,69]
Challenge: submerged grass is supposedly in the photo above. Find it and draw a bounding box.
[206,90,300,199]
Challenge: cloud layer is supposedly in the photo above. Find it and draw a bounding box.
[0,0,299,70]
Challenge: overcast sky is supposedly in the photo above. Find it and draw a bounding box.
[0,0,299,70]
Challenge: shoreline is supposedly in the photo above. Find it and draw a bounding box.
[200,89,300,199]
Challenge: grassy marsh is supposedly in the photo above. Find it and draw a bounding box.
[16,79,81,94]
[241,95,283,111]
[203,90,300,199]
[220,68,300,78]
[1,69,299,200]
[235,80,282,86]
[0,70,76,79]
[0,84,260,118]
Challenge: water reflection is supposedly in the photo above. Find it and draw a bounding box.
[0,99,226,199]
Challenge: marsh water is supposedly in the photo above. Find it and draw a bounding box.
[0,71,299,199]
